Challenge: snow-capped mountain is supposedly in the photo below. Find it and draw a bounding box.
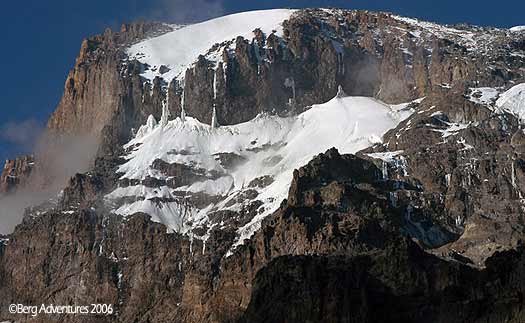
[127,9,295,82]
[2,8,525,323]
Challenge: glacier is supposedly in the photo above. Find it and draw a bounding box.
[106,92,415,250]
[127,9,296,82]
[496,83,525,121]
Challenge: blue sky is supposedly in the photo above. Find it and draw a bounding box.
[0,0,523,161]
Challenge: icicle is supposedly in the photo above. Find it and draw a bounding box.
[336,85,346,98]
[405,204,413,221]
[180,105,186,123]
[389,192,397,207]
[445,174,451,187]
[180,78,186,110]
[512,161,517,188]
[160,101,170,127]
[188,231,195,256]
[253,42,262,75]
[147,115,157,128]
[397,156,408,176]
[213,70,218,100]
[381,161,388,180]
[284,77,296,102]
[211,105,219,129]
[510,159,524,200]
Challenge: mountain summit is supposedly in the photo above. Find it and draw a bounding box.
[1,8,525,323]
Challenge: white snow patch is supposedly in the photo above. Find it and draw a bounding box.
[457,137,474,151]
[510,26,525,32]
[468,87,500,106]
[496,83,525,121]
[366,150,404,163]
[391,15,502,56]
[181,176,234,196]
[432,122,471,138]
[115,200,188,233]
[127,9,295,82]
[136,115,158,139]
[108,94,415,251]
[107,185,173,200]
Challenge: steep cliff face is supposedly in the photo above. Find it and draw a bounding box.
[361,86,525,264]
[46,21,173,154]
[1,8,525,323]
[2,149,525,323]
[240,246,525,323]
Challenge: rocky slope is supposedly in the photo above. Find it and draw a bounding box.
[1,8,525,323]
[2,149,525,323]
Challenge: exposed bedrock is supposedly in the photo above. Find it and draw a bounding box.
[2,149,525,322]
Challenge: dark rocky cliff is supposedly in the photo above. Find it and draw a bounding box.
[1,149,525,323]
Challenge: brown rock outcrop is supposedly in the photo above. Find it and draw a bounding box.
[0,156,34,194]
[3,149,525,322]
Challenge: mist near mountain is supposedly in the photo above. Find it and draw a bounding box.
[0,132,98,234]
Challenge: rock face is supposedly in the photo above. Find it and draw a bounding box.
[1,149,525,323]
[174,9,525,125]
[363,90,525,264]
[241,246,525,323]
[1,8,525,323]
[46,21,173,155]
[47,9,525,152]
[0,156,33,194]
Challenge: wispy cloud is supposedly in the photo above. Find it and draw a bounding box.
[0,131,99,234]
[0,0,226,234]
[0,118,45,152]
